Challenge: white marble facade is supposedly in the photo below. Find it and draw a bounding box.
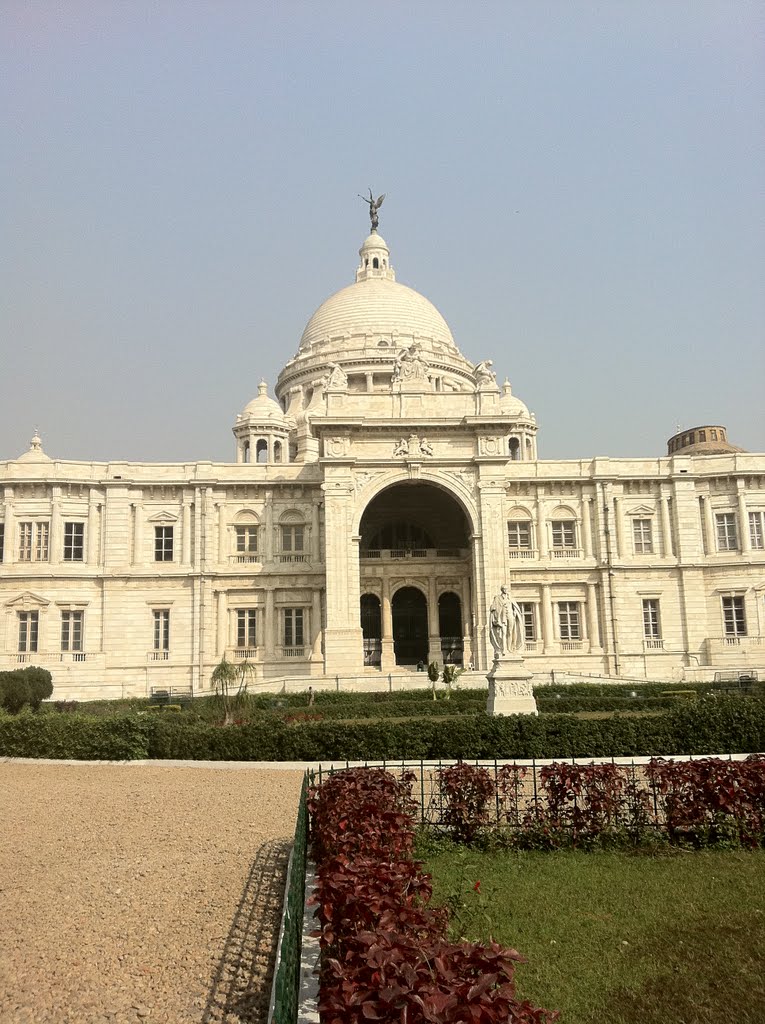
[2,228,764,699]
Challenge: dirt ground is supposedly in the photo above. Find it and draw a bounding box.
[0,762,304,1024]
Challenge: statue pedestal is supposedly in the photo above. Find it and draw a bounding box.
[486,656,537,716]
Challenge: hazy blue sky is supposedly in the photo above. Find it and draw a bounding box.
[3,1,764,463]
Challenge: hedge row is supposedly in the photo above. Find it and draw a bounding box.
[1,695,763,761]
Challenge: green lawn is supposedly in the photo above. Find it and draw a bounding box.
[422,845,765,1024]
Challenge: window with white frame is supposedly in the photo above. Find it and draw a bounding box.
[236,608,257,650]
[19,522,49,562]
[154,526,174,562]
[153,609,170,651]
[235,525,258,558]
[283,607,304,648]
[63,522,84,561]
[642,599,661,641]
[633,518,654,554]
[517,602,537,642]
[280,524,305,560]
[558,602,581,640]
[722,596,746,638]
[18,611,39,652]
[507,520,532,552]
[715,512,738,552]
[61,610,84,652]
[551,520,576,550]
[749,511,765,550]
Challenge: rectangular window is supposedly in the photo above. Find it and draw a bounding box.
[551,520,576,549]
[153,609,170,650]
[61,610,84,652]
[63,522,85,561]
[517,602,536,641]
[558,602,581,641]
[19,522,49,562]
[642,599,661,641]
[715,513,738,552]
[722,596,746,638]
[281,525,304,553]
[18,611,39,652]
[507,521,532,550]
[749,511,765,550]
[633,518,654,554]
[235,525,258,555]
[236,608,257,649]
[154,526,174,562]
[283,607,304,648]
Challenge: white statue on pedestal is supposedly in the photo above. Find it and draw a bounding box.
[489,584,524,658]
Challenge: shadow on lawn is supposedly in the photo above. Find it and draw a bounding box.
[201,838,292,1024]
[608,913,765,1024]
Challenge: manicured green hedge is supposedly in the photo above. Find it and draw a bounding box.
[2,695,763,761]
[0,712,150,759]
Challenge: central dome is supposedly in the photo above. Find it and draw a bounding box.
[299,276,455,354]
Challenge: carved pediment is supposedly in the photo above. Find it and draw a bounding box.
[147,510,179,523]
[625,504,656,516]
[5,591,50,610]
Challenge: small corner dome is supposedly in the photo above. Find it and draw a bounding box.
[500,381,530,419]
[17,431,52,463]
[241,382,286,423]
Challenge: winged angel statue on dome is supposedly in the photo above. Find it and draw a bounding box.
[359,189,385,231]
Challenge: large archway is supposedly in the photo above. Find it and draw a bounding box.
[391,587,428,665]
[358,481,474,670]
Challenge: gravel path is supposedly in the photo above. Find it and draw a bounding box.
[0,763,304,1024]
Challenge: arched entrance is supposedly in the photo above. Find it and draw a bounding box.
[358,480,475,671]
[391,587,428,666]
[360,593,382,667]
[438,591,463,664]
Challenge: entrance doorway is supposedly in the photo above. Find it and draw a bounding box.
[360,593,382,667]
[438,591,463,664]
[391,587,428,666]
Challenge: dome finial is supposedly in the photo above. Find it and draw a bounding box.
[358,188,385,232]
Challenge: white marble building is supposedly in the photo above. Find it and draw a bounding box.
[2,225,764,699]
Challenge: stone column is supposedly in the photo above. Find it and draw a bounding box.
[311,590,323,659]
[322,479,363,672]
[427,577,441,665]
[536,495,547,559]
[541,584,554,654]
[613,497,624,558]
[701,494,716,555]
[264,491,274,563]
[586,582,602,651]
[660,493,673,557]
[50,490,61,565]
[182,498,192,566]
[132,503,142,565]
[581,497,593,558]
[381,577,394,670]
[265,588,276,657]
[216,590,227,656]
[311,502,321,562]
[216,503,227,564]
[3,489,14,563]
[87,493,100,564]
[737,481,751,554]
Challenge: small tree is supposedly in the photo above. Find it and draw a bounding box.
[441,663,465,700]
[210,657,257,725]
[427,661,440,701]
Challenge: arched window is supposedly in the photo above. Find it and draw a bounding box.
[373,257,379,269]
[279,511,307,562]
[232,510,260,562]
[256,439,268,463]
[508,437,520,460]
[273,440,283,463]
[507,507,534,556]
[242,441,250,463]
